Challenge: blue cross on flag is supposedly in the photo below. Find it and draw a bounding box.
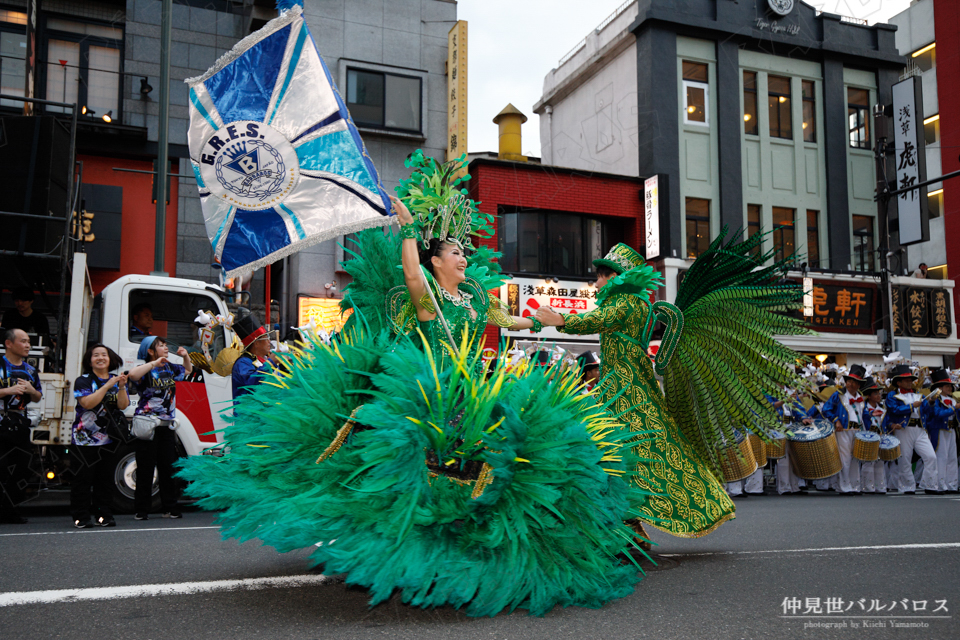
[185,4,393,277]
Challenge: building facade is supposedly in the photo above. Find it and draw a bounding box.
[533,0,958,366]
[0,0,453,328]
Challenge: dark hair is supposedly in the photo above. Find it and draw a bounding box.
[919,263,927,268]
[146,336,167,358]
[132,302,153,316]
[596,265,616,278]
[11,287,34,302]
[418,238,470,277]
[4,327,18,344]
[82,343,123,375]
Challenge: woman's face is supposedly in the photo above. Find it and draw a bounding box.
[431,243,467,284]
[90,347,110,373]
[149,340,169,360]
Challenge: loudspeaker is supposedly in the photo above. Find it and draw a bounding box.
[0,116,72,254]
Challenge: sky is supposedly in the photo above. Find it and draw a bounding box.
[457,0,917,158]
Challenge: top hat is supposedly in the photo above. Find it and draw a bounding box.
[888,364,917,380]
[929,369,954,389]
[233,309,268,348]
[593,243,646,275]
[846,364,866,382]
[576,350,600,371]
[531,350,553,367]
[860,377,880,394]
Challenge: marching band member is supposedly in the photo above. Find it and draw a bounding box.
[776,390,813,495]
[575,351,601,393]
[885,364,939,494]
[860,377,888,494]
[921,369,958,494]
[821,364,866,494]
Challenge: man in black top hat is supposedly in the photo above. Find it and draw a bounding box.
[231,310,277,399]
[922,369,957,493]
[576,351,600,392]
[886,364,938,494]
[821,364,867,494]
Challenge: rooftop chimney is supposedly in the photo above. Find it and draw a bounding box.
[493,103,527,162]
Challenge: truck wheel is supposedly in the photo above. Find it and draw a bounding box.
[109,443,159,514]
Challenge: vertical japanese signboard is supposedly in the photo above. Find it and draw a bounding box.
[891,286,953,338]
[892,77,928,245]
[447,21,468,164]
[644,175,660,260]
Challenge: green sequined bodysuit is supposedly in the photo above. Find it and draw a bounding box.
[388,277,515,371]
[560,293,737,538]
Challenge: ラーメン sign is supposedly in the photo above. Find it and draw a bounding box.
[644,175,660,260]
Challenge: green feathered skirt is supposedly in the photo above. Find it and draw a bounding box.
[178,330,652,617]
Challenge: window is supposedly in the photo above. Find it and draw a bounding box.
[801,80,816,142]
[927,264,947,280]
[852,215,875,272]
[911,43,935,73]
[768,75,792,139]
[743,71,758,135]
[806,210,820,269]
[499,211,609,277]
[772,207,795,263]
[0,11,26,108]
[685,198,710,259]
[127,289,224,356]
[682,61,708,125]
[923,114,939,146]
[848,88,870,149]
[346,68,421,133]
[927,189,943,219]
[42,18,123,119]
[747,204,761,255]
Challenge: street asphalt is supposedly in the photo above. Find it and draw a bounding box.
[1,490,958,640]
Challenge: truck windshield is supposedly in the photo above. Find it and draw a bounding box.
[127,289,223,355]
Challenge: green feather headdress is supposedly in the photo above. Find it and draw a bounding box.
[395,150,495,250]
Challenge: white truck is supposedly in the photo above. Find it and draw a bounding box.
[27,252,236,513]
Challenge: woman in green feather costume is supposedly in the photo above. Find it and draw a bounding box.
[178,152,656,617]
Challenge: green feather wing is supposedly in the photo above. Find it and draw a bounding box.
[658,228,812,480]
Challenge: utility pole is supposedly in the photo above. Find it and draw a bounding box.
[872,104,894,355]
[152,0,172,276]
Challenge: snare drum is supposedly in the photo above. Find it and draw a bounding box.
[852,430,881,462]
[748,432,767,467]
[879,435,901,461]
[764,429,787,459]
[788,420,842,479]
[718,429,758,482]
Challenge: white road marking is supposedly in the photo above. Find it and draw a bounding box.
[661,542,960,558]
[0,526,219,538]
[0,574,330,607]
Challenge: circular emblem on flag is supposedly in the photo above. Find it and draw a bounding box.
[198,121,299,211]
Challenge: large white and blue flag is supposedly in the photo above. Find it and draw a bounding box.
[185,4,392,277]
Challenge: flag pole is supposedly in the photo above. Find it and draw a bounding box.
[418,265,461,361]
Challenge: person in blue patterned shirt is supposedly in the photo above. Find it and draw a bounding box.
[0,328,42,524]
[70,344,129,528]
[127,336,192,520]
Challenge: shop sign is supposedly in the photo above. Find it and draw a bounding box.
[297,296,352,334]
[644,175,660,260]
[500,276,599,341]
[892,287,952,338]
[892,77,929,245]
[806,283,874,332]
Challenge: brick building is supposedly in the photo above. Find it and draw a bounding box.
[465,144,645,353]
